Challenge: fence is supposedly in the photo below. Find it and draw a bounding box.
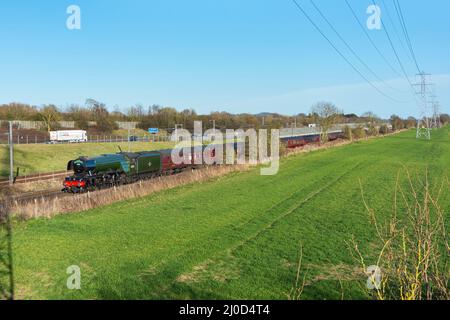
[1,128,343,145]
[0,123,392,145]
[115,122,139,130]
[0,134,171,145]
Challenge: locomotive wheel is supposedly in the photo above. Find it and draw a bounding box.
[118,173,127,185]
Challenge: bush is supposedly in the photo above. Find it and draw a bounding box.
[368,126,379,137]
[352,127,366,139]
[343,125,353,141]
[379,124,389,135]
[350,171,449,300]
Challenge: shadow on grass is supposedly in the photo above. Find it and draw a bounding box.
[0,144,9,178]
[92,259,228,300]
[0,203,15,300]
[387,136,450,143]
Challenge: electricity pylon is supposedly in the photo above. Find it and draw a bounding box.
[413,72,433,140]
[432,102,441,128]
[429,94,441,129]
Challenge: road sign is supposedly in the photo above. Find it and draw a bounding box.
[148,128,159,134]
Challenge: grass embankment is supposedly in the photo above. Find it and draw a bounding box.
[0,141,174,178]
[11,127,450,299]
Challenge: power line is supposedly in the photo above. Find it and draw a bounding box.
[344,0,401,77]
[371,0,415,91]
[390,0,437,138]
[392,0,421,73]
[372,0,425,113]
[310,0,401,93]
[291,0,404,103]
[380,0,414,64]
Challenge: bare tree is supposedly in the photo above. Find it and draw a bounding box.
[39,105,60,132]
[362,112,380,136]
[390,115,404,131]
[85,99,117,133]
[439,114,450,125]
[311,102,341,142]
[361,111,379,125]
[127,104,145,121]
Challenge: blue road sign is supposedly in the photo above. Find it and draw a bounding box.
[148,128,159,134]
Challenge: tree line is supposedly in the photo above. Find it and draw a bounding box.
[1,100,448,134]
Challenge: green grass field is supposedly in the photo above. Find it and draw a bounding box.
[11,127,450,299]
[0,141,174,178]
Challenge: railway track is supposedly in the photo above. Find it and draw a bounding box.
[0,171,69,186]
[3,164,203,205]
[2,168,186,204]
[4,189,68,205]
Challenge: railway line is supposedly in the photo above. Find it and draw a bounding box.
[0,171,188,204]
[1,189,67,205]
[0,171,69,186]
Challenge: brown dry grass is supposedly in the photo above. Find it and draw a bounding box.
[176,255,240,284]
[0,179,62,201]
[348,169,449,300]
[10,165,250,220]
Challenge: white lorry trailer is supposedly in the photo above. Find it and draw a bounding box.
[49,130,88,143]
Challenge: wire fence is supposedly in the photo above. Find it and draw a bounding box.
[1,123,378,145]
[0,135,172,145]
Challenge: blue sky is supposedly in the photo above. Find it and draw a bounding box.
[0,0,448,118]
